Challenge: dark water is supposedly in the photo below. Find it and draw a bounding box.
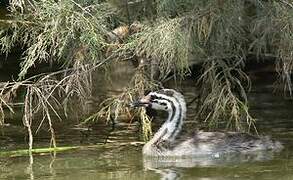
[1,75,293,180]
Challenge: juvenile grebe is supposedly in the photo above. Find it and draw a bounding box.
[132,89,283,157]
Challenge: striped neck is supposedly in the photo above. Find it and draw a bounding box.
[148,93,186,147]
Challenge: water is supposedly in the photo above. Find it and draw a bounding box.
[1,75,293,180]
[1,146,291,180]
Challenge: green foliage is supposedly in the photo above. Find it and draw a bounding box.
[198,60,255,132]
[129,0,292,132]
[135,18,190,79]
[157,0,204,17]
[0,0,293,146]
[1,0,115,79]
[248,1,293,94]
[108,0,156,22]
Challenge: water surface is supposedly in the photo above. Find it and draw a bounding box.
[1,77,293,180]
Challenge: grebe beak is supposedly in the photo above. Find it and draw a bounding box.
[130,95,151,108]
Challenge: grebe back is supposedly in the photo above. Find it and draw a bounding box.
[131,89,283,157]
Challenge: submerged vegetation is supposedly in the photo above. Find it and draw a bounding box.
[0,0,292,149]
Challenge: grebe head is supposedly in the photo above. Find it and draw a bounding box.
[131,89,185,112]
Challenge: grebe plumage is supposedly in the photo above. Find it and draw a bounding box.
[132,89,283,157]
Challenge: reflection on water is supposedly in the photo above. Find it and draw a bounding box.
[149,168,181,180]
[1,77,293,180]
[1,142,292,180]
[143,151,282,169]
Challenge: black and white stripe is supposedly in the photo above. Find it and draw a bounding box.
[147,89,186,147]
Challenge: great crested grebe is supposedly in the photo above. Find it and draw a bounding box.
[131,89,283,157]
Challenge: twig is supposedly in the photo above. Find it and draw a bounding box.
[0,19,39,26]
[279,0,293,8]
[22,54,115,82]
